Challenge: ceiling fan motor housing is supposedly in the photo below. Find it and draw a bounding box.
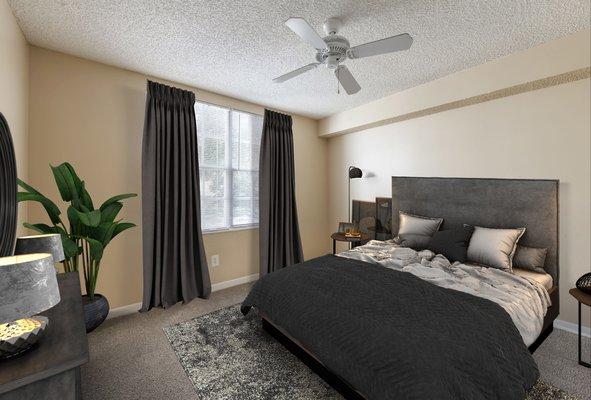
[316,35,350,69]
[323,17,342,35]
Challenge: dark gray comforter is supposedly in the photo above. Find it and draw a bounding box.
[241,254,539,400]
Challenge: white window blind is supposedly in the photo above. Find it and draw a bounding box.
[195,101,262,232]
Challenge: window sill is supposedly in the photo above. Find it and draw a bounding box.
[202,225,259,236]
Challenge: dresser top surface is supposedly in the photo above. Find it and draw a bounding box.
[0,272,89,394]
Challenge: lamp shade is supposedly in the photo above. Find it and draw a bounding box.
[15,234,65,263]
[348,166,363,179]
[0,254,60,324]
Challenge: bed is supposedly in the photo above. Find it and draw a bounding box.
[242,177,559,399]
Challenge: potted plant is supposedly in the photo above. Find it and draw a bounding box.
[17,162,136,332]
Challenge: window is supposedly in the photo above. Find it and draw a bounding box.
[195,101,262,232]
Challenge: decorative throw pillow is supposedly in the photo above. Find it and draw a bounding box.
[398,211,443,236]
[513,245,547,274]
[427,225,475,263]
[466,226,526,271]
[395,234,431,251]
[396,211,443,250]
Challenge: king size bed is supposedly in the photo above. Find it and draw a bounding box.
[242,177,559,400]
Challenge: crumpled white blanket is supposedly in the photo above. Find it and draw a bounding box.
[338,240,551,347]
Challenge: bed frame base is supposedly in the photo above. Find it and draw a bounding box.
[529,324,553,354]
[261,318,367,400]
[262,308,557,400]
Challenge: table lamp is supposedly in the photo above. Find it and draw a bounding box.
[15,234,65,268]
[0,254,60,359]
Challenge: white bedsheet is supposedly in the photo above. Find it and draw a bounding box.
[513,267,553,290]
[338,240,551,347]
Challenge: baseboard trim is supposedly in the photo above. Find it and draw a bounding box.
[106,273,260,320]
[107,302,142,320]
[554,319,591,338]
[211,273,259,292]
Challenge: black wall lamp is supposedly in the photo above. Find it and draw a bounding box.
[348,166,363,222]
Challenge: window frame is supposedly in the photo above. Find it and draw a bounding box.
[195,100,262,234]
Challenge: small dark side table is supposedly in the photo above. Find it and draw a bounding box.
[0,272,89,399]
[331,232,371,254]
[569,288,591,368]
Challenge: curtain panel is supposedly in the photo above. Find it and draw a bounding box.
[259,109,304,276]
[141,80,211,311]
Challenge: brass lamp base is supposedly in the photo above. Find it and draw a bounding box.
[0,316,48,359]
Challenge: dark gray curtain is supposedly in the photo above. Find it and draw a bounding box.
[259,109,304,276]
[141,80,211,311]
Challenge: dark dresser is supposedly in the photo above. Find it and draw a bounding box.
[0,272,89,399]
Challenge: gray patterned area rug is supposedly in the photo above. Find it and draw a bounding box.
[163,305,579,400]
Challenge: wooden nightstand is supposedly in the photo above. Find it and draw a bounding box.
[569,288,591,368]
[331,232,371,254]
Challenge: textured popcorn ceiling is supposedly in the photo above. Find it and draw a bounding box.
[8,1,590,119]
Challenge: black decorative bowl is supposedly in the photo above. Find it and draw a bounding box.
[576,273,591,294]
[82,294,110,333]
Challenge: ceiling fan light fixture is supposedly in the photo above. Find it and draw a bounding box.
[274,16,413,95]
[326,55,340,69]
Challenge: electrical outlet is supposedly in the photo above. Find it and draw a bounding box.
[211,255,220,268]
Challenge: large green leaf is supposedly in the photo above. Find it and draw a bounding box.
[79,181,94,211]
[23,222,58,234]
[17,192,62,224]
[112,222,136,240]
[60,235,80,259]
[65,163,94,210]
[17,178,42,195]
[82,237,104,262]
[90,222,118,247]
[100,202,122,223]
[74,208,101,227]
[54,225,69,237]
[67,206,82,235]
[100,193,137,211]
[51,163,79,205]
[63,163,83,187]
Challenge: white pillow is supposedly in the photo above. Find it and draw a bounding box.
[398,211,443,237]
[466,226,525,271]
[396,211,443,250]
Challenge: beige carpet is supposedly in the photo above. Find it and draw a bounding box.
[81,283,591,400]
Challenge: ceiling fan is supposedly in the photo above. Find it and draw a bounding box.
[273,17,413,95]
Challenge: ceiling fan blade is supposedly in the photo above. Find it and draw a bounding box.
[349,33,413,59]
[285,17,329,50]
[335,65,361,95]
[273,63,319,83]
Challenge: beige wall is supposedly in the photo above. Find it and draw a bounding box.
[0,1,28,233]
[324,31,591,328]
[28,47,329,309]
[320,29,590,137]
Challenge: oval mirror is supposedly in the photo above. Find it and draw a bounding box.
[0,112,17,256]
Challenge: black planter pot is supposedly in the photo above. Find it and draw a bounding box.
[82,294,109,333]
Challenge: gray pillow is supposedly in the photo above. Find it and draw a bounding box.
[466,226,526,272]
[395,234,431,251]
[513,245,547,274]
[396,211,443,250]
